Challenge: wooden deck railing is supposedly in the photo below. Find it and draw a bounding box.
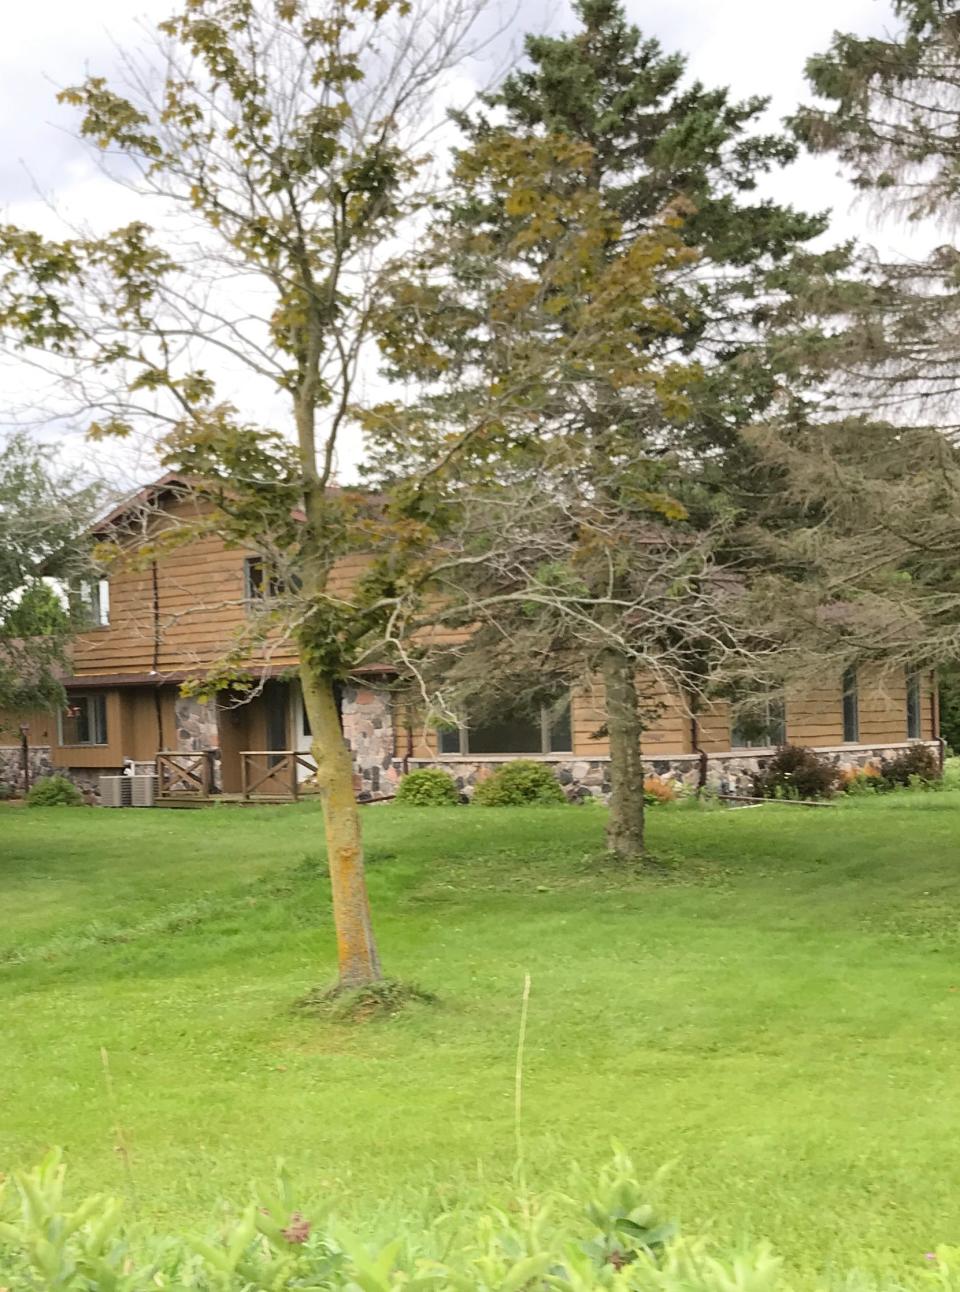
[240,750,317,800]
[156,750,215,798]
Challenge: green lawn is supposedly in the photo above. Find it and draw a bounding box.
[3,791,960,1275]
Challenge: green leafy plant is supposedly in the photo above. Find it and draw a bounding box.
[751,745,839,800]
[9,1145,959,1292]
[0,781,14,801]
[472,760,566,806]
[0,1147,694,1292]
[25,775,83,808]
[394,768,459,806]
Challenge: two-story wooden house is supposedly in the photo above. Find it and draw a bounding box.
[0,475,941,801]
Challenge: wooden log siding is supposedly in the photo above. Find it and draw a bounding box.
[70,496,373,679]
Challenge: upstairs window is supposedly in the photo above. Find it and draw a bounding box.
[59,693,108,746]
[842,666,859,743]
[244,557,283,601]
[439,696,572,757]
[72,576,110,627]
[907,670,922,740]
[731,697,786,749]
[244,557,300,603]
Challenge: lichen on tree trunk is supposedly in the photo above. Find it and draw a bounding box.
[300,666,383,988]
[601,647,645,858]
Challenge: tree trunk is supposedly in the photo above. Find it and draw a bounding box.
[300,665,383,988]
[601,647,645,857]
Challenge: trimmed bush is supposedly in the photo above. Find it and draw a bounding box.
[472,759,565,806]
[879,743,940,788]
[394,767,459,806]
[25,775,83,808]
[751,745,839,800]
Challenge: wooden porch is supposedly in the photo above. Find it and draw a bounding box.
[154,749,318,806]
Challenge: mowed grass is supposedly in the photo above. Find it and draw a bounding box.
[3,790,960,1274]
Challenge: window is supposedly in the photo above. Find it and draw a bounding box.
[731,697,786,749]
[59,693,108,746]
[439,697,572,756]
[842,666,859,743]
[72,576,110,627]
[907,670,922,740]
[244,557,300,602]
[244,557,281,601]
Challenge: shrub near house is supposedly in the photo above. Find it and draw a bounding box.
[752,745,841,800]
[25,776,84,807]
[394,768,459,806]
[472,760,567,806]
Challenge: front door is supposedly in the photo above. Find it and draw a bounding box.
[289,681,317,783]
[264,681,288,766]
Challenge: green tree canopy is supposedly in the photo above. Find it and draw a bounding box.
[0,436,100,721]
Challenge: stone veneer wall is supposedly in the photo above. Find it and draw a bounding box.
[340,683,397,801]
[174,696,219,753]
[172,696,222,790]
[391,741,943,802]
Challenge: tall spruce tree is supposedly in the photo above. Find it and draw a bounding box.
[374,0,841,855]
[791,0,960,432]
[744,0,960,689]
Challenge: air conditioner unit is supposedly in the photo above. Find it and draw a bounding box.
[130,774,156,808]
[99,775,131,808]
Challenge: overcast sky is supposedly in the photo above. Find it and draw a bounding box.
[1,0,911,488]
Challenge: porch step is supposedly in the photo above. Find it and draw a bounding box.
[154,793,304,808]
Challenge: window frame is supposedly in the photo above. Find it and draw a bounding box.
[438,697,573,758]
[58,692,109,747]
[730,697,786,750]
[842,666,860,743]
[906,670,922,741]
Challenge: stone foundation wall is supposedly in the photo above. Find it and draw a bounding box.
[0,745,54,795]
[0,747,119,800]
[391,741,944,802]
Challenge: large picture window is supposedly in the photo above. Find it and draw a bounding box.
[842,666,859,743]
[731,697,786,749]
[439,697,572,757]
[59,693,108,746]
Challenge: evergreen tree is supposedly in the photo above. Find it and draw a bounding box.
[791,0,960,434]
[747,0,960,687]
[374,0,841,855]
